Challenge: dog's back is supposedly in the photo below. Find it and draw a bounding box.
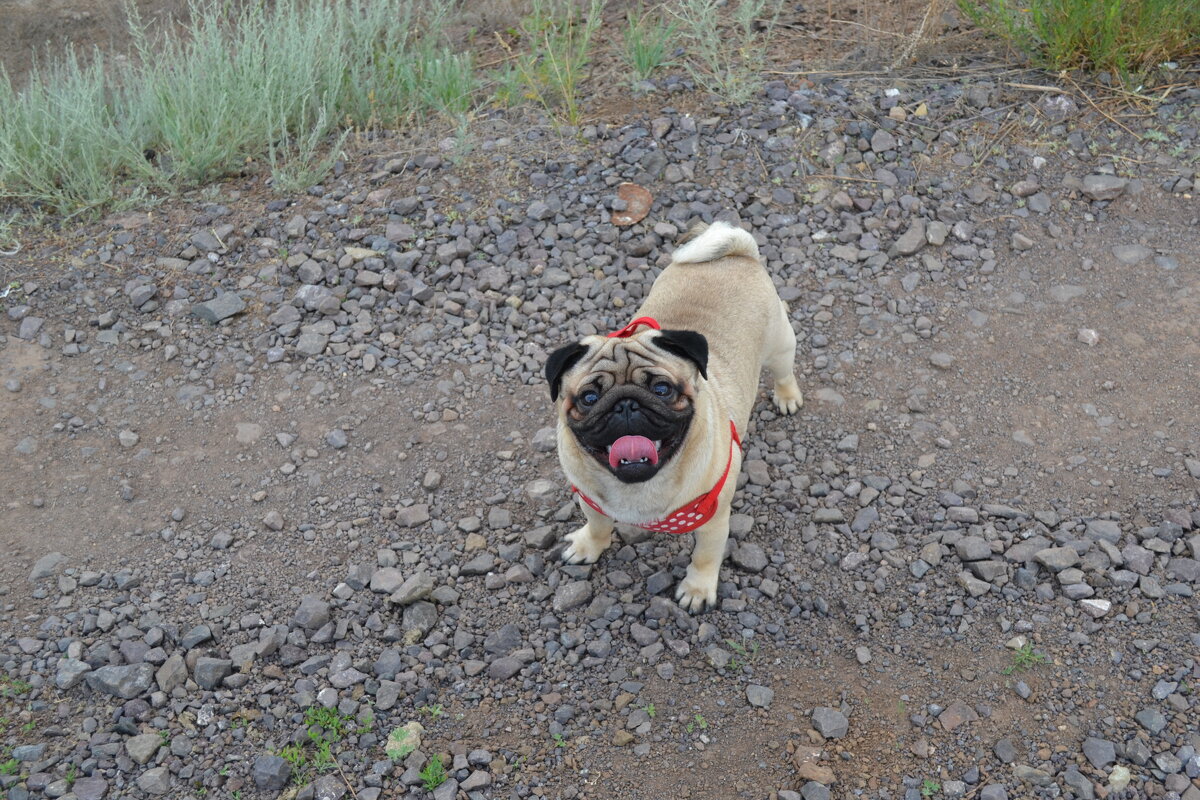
[637,221,793,426]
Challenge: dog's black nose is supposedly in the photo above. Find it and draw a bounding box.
[612,398,640,419]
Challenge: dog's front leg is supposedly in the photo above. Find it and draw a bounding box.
[562,501,615,564]
[675,504,732,612]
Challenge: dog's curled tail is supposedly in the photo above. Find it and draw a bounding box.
[671,220,760,265]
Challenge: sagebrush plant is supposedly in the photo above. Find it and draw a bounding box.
[623,4,679,83]
[673,0,783,103]
[0,0,475,216]
[959,0,1200,83]
[502,0,604,126]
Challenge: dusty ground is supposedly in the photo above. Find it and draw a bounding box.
[1,3,1199,800]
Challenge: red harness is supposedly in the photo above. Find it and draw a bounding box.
[570,316,743,535]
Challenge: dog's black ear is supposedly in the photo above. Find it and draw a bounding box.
[545,342,589,402]
[655,330,708,379]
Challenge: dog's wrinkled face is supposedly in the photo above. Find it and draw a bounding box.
[546,330,708,484]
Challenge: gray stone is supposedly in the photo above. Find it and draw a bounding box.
[126,733,163,765]
[1112,243,1153,264]
[1082,737,1115,769]
[369,567,405,594]
[156,654,188,692]
[811,707,848,739]
[746,684,774,708]
[325,428,349,449]
[389,573,434,605]
[17,316,44,340]
[894,220,926,255]
[1167,557,1200,582]
[137,766,172,795]
[253,755,292,793]
[488,657,523,680]
[800,782,831,800]
[869,530,899,551]
[294,596,332,630]
[191,293,246,323]
[194,657,232,690]
[1081,174,1127,200]
[295,332,329,356]
[871,129,897,152]
[86,663,155,699]
[954,536,992,561]
[1135,707,1167,734]
[402,602,438,638]
[1012,765,1053,786]
[1034,547,1079,571]
[552,580,592,612]
[12,743,45,761]
[993,738,1017,763]
[1085,519,1122,543]
[71,777,108,800]
[55,658,91,690]
[732,543,768,572]
[980,787,1007,800]
[30,551,68,580]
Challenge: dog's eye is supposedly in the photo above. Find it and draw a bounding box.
[579,389,600,407]
[652,381,674,398]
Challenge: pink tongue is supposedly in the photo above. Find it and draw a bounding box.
[608,435,659,469]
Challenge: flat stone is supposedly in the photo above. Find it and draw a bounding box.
[1135,707,1167,734]
[1034,547,1080,571]
[732,543,768,572]
[1083,737,1116,770]
[811,707,848,739]
[894,220,926,255]
[126,733,163,765]
[488,657,523,680]
[1079,598,1111,618]
[136,766,172,795]
[552,580,592,612]
[1112,244,1153,265]
[30,551,68,580]
[86,663,155,699]
[1082,174,1127,200]
[191,293,246,323]
[746,684,774,708]
[938,700,979,731]
[1085,519,1122,543]
[1013,765,1053,786]
[56,658,92,689]
[389,573,434,605]
[294,596,331,630]
[954,536,992,561]
[295,332,329,356]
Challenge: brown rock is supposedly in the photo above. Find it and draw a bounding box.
[938,700,979,732]
[611,183,653,227]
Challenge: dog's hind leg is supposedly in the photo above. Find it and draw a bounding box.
[764,299,803,414]
[563,502,615,564]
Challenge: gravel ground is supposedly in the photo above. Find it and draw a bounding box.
[2,70,1199,800]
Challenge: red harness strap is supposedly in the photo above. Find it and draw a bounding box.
[607,316,661,338]
[572,420,742,534]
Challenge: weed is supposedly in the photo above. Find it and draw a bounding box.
[20,721,35,734]
[921,778,941,797]
[501,0,604,127]
[726,637,760,671]
[958,0,1200,84]
[685,713,708,733]
[641,703,656,718]
[420,754,447,790]
[419,704,445,720]
[0,675,33,697]
[0,759,18,776]
[672,0,783,103]
[1142,129,1169,143]
[552,732,566,747]
[65,764,77,786]
[623,4,678,83]
[1003,642,1049,675]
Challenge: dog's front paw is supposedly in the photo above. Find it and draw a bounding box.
[772,382,803,415]
[675,568,719,613]
[563,525,610,564]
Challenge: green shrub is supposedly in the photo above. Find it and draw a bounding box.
[623,4,678,83]
[0,0,475,216]
[672,0,783,103]
[959,0,1200,82]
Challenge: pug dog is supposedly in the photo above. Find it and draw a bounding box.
[544,220,803,612]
